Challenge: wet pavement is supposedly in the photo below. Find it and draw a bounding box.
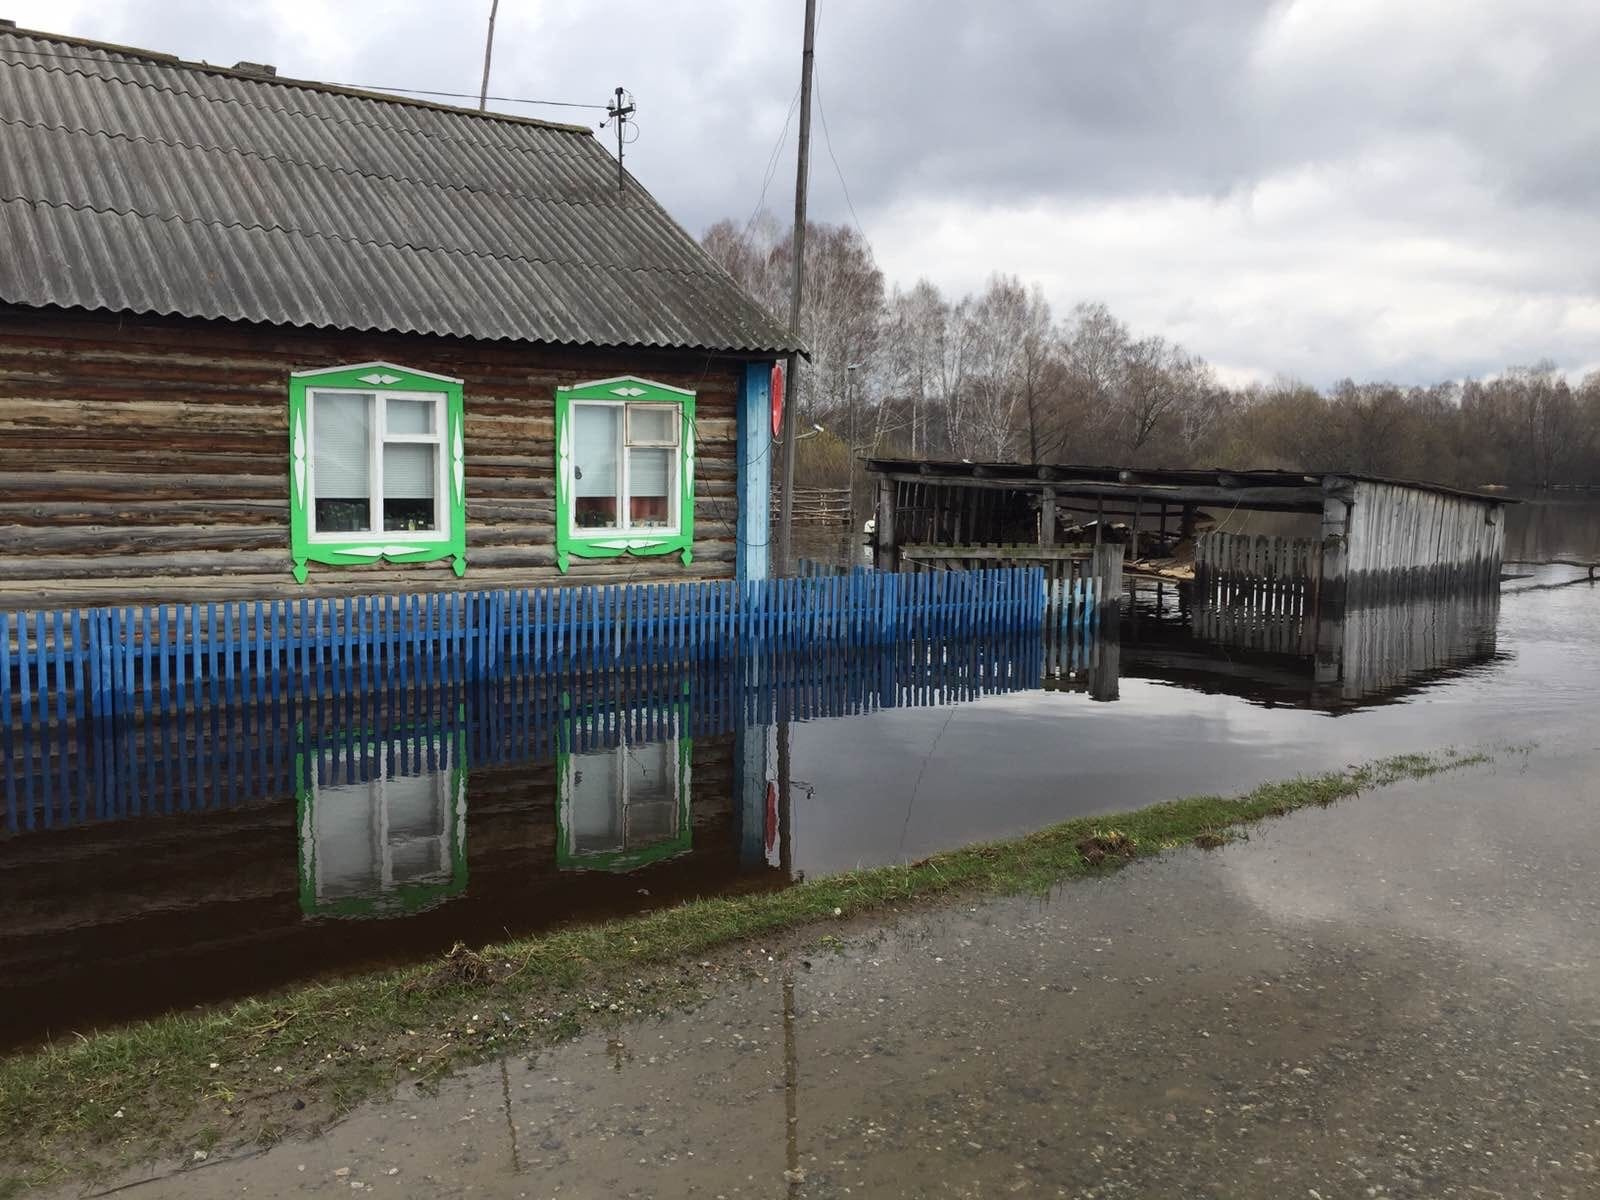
[82,739,1600,1199]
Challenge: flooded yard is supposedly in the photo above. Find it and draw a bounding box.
[1,540,1597,1050]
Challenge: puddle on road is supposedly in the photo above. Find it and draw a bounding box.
[1,562,1597,1049]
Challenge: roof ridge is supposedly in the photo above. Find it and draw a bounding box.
[0,192,747,284]
[0,28,595,135]
[0,111,638,222]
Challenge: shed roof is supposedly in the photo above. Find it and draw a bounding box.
[0,26,800,355]
[865,459,1513,509]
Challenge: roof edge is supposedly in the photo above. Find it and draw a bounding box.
[0,24,596,135]
[1,299,803,358]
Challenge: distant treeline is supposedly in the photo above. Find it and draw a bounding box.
[704,215,1600,493]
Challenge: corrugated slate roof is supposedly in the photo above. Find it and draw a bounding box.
[0,27,800,354]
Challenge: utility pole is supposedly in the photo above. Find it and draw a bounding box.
[775,0,817,578]
[606,87,635,195]
[477,0,499,111]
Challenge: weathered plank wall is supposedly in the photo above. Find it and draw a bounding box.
[1341,480,1505,601]
[0,305,752,608]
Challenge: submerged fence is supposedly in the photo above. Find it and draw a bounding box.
[1193,532,1324,614]
[1,569,1048,738]
[2,626,1047,834]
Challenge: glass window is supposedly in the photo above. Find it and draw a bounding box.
[311,392,372,533]
[386,397,435,435]
[569,401,681,536]
[626,404,679,446]
[573,404,621,530]
[383,444,437,531]
[629,447,672,527]
[308,389,445,539]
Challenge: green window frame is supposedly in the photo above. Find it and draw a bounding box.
[554,375,695,573]
[288,362,467,583]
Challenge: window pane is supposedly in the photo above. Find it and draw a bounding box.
[312,392,372,532]
[573,405,620,529]
[629,447,673,527]
[570,748,622,854]
[387,397,435,436]
[626,404,677,445]
[383,443,437,531]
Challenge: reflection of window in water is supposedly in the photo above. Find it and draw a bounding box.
[560,733,690,871]
[297,733,467,918]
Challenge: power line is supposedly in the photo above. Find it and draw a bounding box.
[813,69,875,263]
[0,47,608,109]
[740,84,802,241]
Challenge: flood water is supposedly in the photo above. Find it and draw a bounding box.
[2,507,1597,1049]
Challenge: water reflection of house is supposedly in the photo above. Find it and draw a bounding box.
[0,698,771,1048]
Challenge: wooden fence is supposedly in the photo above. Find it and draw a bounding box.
[898,543,1123,630]
[1193,532,1324,614]
[0,569,1047,740]
[773,486,854,526]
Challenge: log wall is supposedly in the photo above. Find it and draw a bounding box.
[0,305,756,609]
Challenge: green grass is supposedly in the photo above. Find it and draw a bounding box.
[0,747,1488,1188]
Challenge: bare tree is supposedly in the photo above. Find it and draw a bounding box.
[704,214,1600,491]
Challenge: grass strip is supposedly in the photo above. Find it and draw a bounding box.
[0,747,1487,1187]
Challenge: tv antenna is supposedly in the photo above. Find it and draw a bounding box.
[601,87,636,194]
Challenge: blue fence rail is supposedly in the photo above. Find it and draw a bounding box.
[1,569,1047,738]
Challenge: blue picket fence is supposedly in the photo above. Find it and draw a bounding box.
[0,569,1047,739]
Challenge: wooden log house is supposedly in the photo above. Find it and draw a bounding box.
[0,25,799,610]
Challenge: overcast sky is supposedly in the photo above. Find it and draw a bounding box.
[12,0,1599,387]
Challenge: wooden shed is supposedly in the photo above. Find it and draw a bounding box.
[866,460,1509,609]
[0,25,798,610]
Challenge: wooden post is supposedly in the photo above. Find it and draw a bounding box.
[1039,487,1056,548]
[875,475,897,571]
[1131,496,1142,561]
[1095,497,1104,548]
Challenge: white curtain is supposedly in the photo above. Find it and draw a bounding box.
[629,447,671,497]
[574,405,620,497]
[312,393,372,497]
[383,444,436,498]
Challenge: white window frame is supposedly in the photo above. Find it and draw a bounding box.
[569,399,683,540]
[305,386,450,544]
